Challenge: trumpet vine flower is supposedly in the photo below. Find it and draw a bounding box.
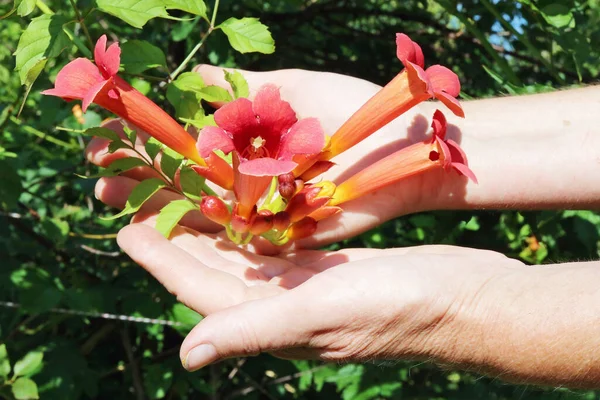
[42,35,203,165]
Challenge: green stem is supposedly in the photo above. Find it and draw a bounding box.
[35,0,53,14]
[10,117,78,150]
[436,0,521,85]
[169,0,220,81]
[201,183,218,197]
[479,0,564,84]
[68,0,94,50]
[240,233,253,245]
[262,177,278,208]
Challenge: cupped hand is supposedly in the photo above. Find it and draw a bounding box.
[87,67,450,248]
[117,214,523,371]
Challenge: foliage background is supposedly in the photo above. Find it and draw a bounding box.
[1,0,599,399]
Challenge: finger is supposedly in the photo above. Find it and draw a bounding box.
[117,223,247,315]
[96,176,221,233]
[180,291,319,371]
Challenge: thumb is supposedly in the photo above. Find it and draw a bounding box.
[180,291,317,371]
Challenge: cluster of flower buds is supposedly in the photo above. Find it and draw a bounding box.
[44,33,476,245]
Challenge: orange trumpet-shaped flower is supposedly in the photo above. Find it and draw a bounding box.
[42,35,204,166]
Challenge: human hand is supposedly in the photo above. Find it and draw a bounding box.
[116,214,523,371]
[87,67,451,248]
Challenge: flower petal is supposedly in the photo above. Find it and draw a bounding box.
[214,97,258,135]
[446,139,477,183]
[41,58,103,100]
[197,126,234,158]
[82,79,110,112]
[252,84,298,138]
[435,136,452,169]
[451,162,478,184]
[237,157,297,177]
[279,117,325,160]
[425,65,461,97]
[431,109,447,141]
[94,34,120,78]
[434,91,465,118]
[396,33,417,67]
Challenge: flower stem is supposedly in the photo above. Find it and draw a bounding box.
[68,0,94,50]
[169,0,220,81]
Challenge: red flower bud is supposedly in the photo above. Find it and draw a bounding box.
[285,181,336,223]
[200,196,231,225]
[250,210,274,235]
[286,217,318,240]
[272,211,291,232]
[279,181,296,200]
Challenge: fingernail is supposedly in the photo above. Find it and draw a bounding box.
[182,344,218,371]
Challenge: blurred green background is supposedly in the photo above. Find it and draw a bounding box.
[1,0,599,398]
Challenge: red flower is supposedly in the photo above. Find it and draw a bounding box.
[430,110,477,183]
[197,84,325,177]
[42,35,203,165]
[395,33,464,118]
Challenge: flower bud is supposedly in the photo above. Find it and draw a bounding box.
[231,204,256,234]
[279,181,296,200]
[250,210,274,235]
[200,196,231,225]
[285,181,336,223]
[272,211,291,232]
[286,217,318,240]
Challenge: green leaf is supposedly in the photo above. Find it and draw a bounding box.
[86,157,147,178]
[166,73,206,120]
[171,72,205,92]
[96,0,170,29]
[0,160,22,210]
[1,0,36,19]
[12,377,39,400]
[123,125,137,145]
[40,218,70,245]
[13,352,43,378]
[160,148,183,181]
[83,127,122,142]
[102,178,166,220]
[219,17,275,54]
[180,115,215,129]
[120,40,167,74]
[145,137,163,161]
[108,140,130,153]
[18,58,48,116]
[224,70,249,99]
[179,166,205,200]
[198,85,233,103]
[541,3,574,29]
[155,200,198,237]
[170,303,202,331]
[171,18,199,42]
[165,0,207,18]
[0,344,10,378]
[14,15,70,85]
[143,364,174,400]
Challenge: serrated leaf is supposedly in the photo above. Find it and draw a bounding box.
[171,72,205,91]
[14,15,70,85]
[180,114,215,129]
[219,17,275,54]
[0,344,10,378]
[108,141,130,153]
[165,0,206,18]
[224,70,249,99]
[83,127,122,142]
[145,137,162,161]
[96,0,170,29]
[103,178,166,220]
[179,166,205,199]
[120,40,167,74]
[13,352,43,378]
[166,84,202,120]
[541,3,574,29]
[160,148,183,180]
[198,85,233,103]
[18,58,48,116]
[123,125,137,145]
[155,200,198,237]
[12,377,39,400]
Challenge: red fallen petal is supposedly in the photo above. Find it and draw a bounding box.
[451,162,478,184]
[434,90,465,118]
[94,35,120,78]
[197,126,234,158]
[396,33,425,68]
[41,58,103,100]
[426,65,461,97]
[252,84,298,138]
[214,97,258,135]
[82,79,110,112]
[431,109,447,141]
[279,117,325,160]
[237,157,297,177]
